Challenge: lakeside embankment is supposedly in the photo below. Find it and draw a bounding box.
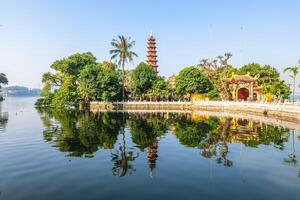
[90,101,300,124]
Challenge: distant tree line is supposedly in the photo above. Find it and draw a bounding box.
[2,86,41,97]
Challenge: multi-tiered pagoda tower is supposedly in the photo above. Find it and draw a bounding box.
[147,33,158,73]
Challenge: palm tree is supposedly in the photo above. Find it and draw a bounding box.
[110,36,138,101]
[284,65,299,102]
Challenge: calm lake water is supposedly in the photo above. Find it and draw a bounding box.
[0,97,299,200]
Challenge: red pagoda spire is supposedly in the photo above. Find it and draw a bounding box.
[146,32,158,73]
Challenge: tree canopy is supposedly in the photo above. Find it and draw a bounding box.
[0,73,8,101]
[238,63,290,98]
[78,62,120,102]
[129,62,159,98]
[36,52,98,108]
[175,66,213,99]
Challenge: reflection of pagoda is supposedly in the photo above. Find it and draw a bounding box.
[147,32,158,73]
[148,139,158,177]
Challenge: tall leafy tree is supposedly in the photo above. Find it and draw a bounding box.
[284,65,299,102]
[37,52,97,107]
[239,63,291,99]
[0,73,8,101]
[0,73,8,86]
[175,66,213,100]
[78,62,120,102]
[130,62,158,99]
[146,76,168,101]
[110,36,138,101]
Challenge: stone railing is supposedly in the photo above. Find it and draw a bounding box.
[90,100,300,121]
[193,100,300,114]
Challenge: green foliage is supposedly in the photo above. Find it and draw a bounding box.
[38,109,124,157]
[205,89,219,100]
[284,65,299,101]
[110,35,138,101]
[78,63,121,101]
[146,76,168,100]
[36,108,292,169]
[37,52,97,108]
[0,73,8,101]
[130,62,158,97]
[238,63,279,85]
[263,80,290,99]
[0,73,8,86]
[100,61,117,71]
[173,115,216,147]
[128,113,167,150]
[238,63,291,99]
[175,66,213,98]
[51,52,96,76]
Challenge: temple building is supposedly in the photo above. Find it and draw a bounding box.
[146,33,158,73]
[226,74,261,101]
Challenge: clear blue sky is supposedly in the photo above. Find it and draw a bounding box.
[0,0,299,92]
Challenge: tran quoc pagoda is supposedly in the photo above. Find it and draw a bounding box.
[146,32,158,73]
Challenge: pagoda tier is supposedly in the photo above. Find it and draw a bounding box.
[146,34,158,73]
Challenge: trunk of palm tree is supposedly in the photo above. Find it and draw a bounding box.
[292,77,296,102]
[121,57,125,101]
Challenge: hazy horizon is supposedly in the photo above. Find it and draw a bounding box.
[1,0,299,92]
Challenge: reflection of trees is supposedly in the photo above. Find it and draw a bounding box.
[38,108,295,173]
[283,130,299,177]
[38,109,124,157]
[173,114,291,168]
[172,114,218,148]
[198,117,233,167]
[0,111,8,133]
[128,113,167,150]
[244,124,289,149]
[111,128,139,177]
[128,113,168,176]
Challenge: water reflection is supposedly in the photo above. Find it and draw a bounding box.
[0,104,8,133]
[128,113,168,176]
[38,109,123,157]
[37,108,297,177]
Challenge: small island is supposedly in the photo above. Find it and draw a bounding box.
[35,34,300,122]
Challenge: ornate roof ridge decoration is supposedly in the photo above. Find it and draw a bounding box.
[227,73,259,83]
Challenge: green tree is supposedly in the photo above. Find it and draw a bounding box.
[284,65,299,102]
[0,73,8,86]
[0,73,8,101]
[37,52,97,108]
[78,63,120,102]
[239,63,291,99]
[130,62,158,99]
[146,76,168,101]
[110,36,138,101]
[175,66,213,100]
